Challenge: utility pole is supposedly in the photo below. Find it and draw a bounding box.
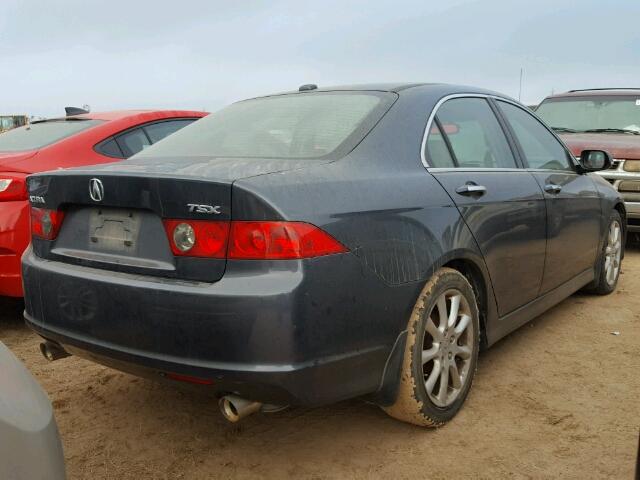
[518,68,524,102]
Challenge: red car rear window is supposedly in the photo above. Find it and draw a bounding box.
[0,119,102,152]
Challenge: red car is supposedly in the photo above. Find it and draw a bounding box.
[0,109,207,297]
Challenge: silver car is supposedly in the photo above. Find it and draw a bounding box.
[0,341,65,480]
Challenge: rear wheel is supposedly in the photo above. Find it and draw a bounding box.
[383,268,480,427]
[586,211,623,295]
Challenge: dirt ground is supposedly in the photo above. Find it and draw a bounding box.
[1,250,639,480]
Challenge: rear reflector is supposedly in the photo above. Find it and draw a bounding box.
[0,174,27,202]
[164,372,214,385]
[162,220,347,259]
[30,208,65,240]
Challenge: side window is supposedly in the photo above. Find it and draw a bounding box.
[425,122,456,168]
[143,119,196,143]
[434,98,517,168]
[115,128,151,157]
[497,101,572,171]
[95,138,124,158]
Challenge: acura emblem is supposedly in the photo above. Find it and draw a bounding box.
[89,178,104,202]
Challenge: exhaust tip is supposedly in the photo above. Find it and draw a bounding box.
[219,395,262,423]
[39,341,70,362]
[219,397,241,422]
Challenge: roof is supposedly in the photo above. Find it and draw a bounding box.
[546,88,640,99]
[75,110,207,121]
[252,83,432,99]
[252,83,511,101]
[35,110,207,123]
[310,83,434,93]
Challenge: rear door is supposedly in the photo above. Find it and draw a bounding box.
[495,100,601,294]
[425,97,547,316]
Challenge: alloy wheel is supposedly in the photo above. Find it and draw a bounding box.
[421,289,474,407]
[604,220,622,286]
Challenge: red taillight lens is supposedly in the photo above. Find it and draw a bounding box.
[0,174,27,201]
[163,219,230,258]
[162,220,347,259]
[228,221,347,259]
[30,207,65,240]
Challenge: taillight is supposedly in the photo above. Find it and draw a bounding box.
[0,174,27,201]
[163,219,230,258]
[228,221,347,259]
[162,220,347,259]
[30,207,65,240]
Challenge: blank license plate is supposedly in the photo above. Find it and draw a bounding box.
[88,209,141,253]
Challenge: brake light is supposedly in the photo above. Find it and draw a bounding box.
[0,174,27,201]
[228,221,347,259]
[162,220,347,259]
[30,207,65,240]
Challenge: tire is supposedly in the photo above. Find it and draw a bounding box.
[585,210,624,295]
[383,267,480,427]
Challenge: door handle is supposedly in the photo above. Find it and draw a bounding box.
[455,183,487,196]
[544,184,562,194]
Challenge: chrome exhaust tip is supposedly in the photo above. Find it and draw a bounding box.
[39,341,70,362]
[219,395,263,423]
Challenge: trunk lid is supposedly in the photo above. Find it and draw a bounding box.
[81,155,323,181]
[28,157,321,282]
[29,170,233,283]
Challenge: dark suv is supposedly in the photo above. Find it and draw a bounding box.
[536,88,640,233]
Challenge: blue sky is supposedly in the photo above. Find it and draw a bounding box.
[2,0,639,117]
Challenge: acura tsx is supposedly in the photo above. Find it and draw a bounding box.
[22,83,624,426]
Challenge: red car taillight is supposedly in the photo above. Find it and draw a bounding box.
[162,220,347,259]
[30,208,65,240]
[0,174,28,201]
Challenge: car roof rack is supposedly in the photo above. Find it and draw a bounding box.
[567,88,640,93]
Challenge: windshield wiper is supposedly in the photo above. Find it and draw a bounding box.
[582,128,640,135]
[550,126,579,133]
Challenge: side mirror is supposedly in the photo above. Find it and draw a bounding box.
[578,149,612,172]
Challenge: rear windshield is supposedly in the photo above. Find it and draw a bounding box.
[0,119,102,152]
[136,92,396,160]
[536,96,640,132]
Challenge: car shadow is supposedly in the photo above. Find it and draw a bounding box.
[0,297,25,328]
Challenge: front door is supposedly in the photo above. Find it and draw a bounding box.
[495,100,602,293]
[425,97,547,316]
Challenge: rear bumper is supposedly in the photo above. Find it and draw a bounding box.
[0,200,30,297]
[22,249,412,406]
[25,313,387,406]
